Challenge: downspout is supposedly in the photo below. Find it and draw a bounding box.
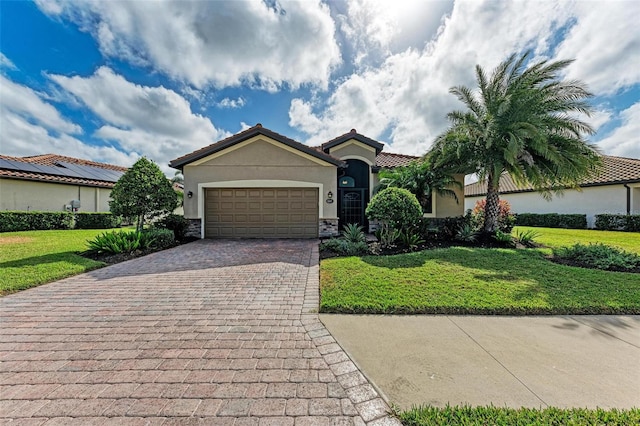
[623,183,630,215]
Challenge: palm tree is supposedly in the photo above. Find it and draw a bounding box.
[171,170,184,185]
[376,160,461,212]
[429,51,601,234]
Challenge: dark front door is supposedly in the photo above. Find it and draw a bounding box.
[338,188,367,230]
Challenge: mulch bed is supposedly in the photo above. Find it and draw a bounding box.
[81,237,198,265]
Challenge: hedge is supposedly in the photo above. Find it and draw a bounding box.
[74,212,122,229]
[515,213,587,229]
[0,211,121,232]
[595,214,640,232]
[0,211,74,232]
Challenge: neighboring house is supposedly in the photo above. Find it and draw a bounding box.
[170,124,464,239]
[464,155,640,228]
[0,154,127,213]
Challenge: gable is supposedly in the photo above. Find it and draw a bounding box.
[170,124,344,169]
[191,135,336,167]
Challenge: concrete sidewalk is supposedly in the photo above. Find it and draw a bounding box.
[321,314,640,410]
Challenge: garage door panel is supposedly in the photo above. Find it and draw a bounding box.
[205,188,318,238]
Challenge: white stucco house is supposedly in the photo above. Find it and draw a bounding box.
[464,155,640,228]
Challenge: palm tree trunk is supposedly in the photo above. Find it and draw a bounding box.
[483,173,500,234]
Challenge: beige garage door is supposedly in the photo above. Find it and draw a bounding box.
[205,188,319,238]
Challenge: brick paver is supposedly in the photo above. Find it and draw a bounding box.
[0,240,400,425]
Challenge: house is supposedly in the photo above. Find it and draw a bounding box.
[0,154,127,213]
[464,155,640,228]
[170,124,464,239]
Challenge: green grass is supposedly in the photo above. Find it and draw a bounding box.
[514,226,640,254]
[320,247,640,315]
[0,229,122,294]
[398,404,640,426]
[321,227,640,314]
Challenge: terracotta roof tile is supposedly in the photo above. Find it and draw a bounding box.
[375,152,420,168]
[464,155,640,196]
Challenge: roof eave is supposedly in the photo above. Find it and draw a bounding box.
[321,133,384,155]
[169,127,344,168]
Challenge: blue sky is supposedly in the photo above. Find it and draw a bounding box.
[1,0,639,173]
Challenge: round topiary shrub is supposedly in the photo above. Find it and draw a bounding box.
[366,187,423,230]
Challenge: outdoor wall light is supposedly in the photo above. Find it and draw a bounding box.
[187,191,193,198]
[327,191,333,199]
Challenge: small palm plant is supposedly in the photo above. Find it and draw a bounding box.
[341,223,366,243]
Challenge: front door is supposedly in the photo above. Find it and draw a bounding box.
[338,188,367,230]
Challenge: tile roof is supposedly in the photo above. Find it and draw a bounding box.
[170,124,345,168]
[321,129,384,155]
[375,152,420,168]
[464,155,640,196]
[0,154,127,188]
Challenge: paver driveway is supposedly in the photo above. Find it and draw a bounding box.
[0,240,399,425]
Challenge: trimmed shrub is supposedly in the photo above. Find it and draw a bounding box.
[157,213,189,240]
[74,213,121,229]
[320,238,369,256]
[365,187,423,231]
[142,228,175,249]
[515,213,587,229]
[595,214,640,232]
[0,211,74,232]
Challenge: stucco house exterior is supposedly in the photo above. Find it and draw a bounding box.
[0,154,127,213]
[170,124,464,239]
[464,155,640,228]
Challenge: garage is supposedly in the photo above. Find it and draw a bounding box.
[205,187,319,238]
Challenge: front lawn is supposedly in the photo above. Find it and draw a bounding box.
[320,247,640,315]
[514,226,640,254]
[398,404,640,426]
[0,229,119,295]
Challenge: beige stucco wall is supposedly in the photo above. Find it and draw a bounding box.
[182,136,337,221]
[434,174,465,218]
[0,178,112,212]
[465,183,635,227]
[329,140,378,166]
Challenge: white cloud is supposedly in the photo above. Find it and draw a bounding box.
[217,97,246,109]
[0,75,82,135]
[588,109,613,132]
[0,110,137,167]
[597,102,640,159]
[0,52,17,70]
[36,0,341,90]
[0,73,138,167]
[49,67,227,170]
[555,1,640,96]
[336,0,452,67]
[290,0,638,155]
